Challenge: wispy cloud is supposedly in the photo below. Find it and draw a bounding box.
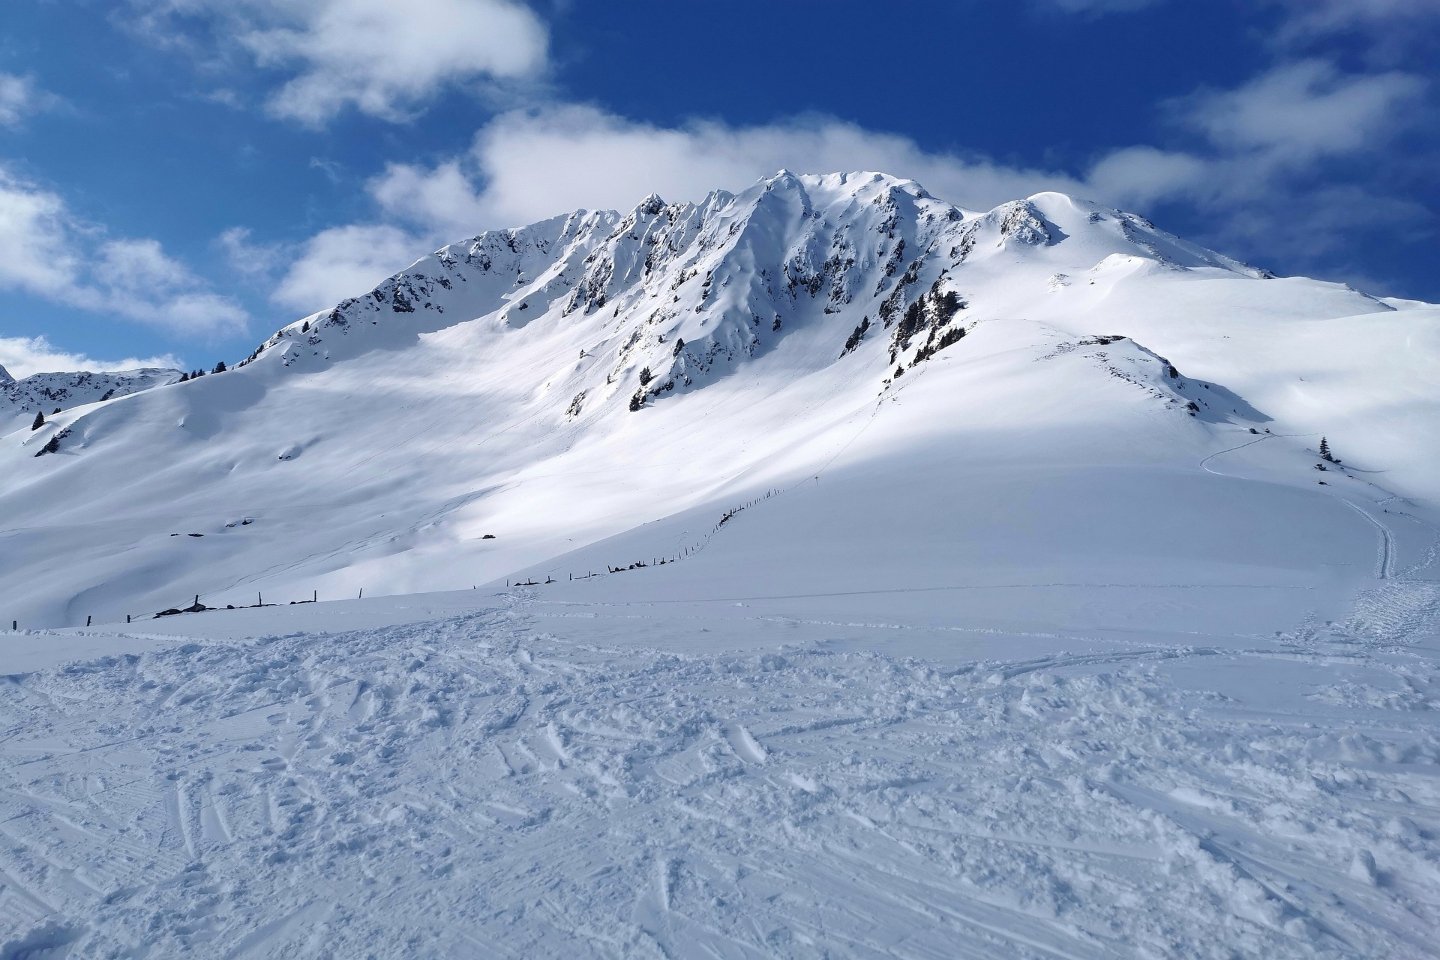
[0,166,249,337]
[0,334,183,378]
[127,0,549,126]
[0,73,58,126]
[1179,60,1427,164]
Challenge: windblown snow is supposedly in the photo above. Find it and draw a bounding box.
[2,172,1438,957]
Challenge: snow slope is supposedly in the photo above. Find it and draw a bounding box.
[1,171,1438,954]
[0,364,178,434]
[1,497,1437,957]
[1,172,1434,631]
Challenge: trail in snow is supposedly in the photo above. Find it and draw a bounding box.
[1340,500,1397,581]
[1198,432,1278,476]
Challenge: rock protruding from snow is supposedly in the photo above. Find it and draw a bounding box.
[240,172,1271,414]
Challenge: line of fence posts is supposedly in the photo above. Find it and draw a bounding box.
[14,488,793,629]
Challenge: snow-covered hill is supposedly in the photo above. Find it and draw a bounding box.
[3,171,1440,958]
[0,364,178,434]
[0,171,1436,631]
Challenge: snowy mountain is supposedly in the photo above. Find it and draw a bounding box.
[0,364,178,433]
[0,171,1436,631]
[4,172,1440,959]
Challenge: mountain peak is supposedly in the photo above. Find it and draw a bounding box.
[633,192,667,216]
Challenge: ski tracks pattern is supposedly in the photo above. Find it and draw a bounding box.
[1,603,1439,958]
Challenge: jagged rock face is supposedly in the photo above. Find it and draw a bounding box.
[241,172,1267,416]
[1,368,179,432]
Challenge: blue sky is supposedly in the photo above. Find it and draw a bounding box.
[0,0,1435,375]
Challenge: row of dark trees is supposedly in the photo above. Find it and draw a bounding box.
[179,362,227,383]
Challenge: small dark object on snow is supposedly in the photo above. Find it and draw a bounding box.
[482,533,496,539]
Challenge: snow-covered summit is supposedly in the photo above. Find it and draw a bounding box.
[243,172,1271,413]
[1,171,1436,629]
[0,365,180,434]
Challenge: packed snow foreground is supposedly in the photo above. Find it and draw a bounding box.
[2,172,1439,957]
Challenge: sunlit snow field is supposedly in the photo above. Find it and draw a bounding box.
[4,443,1439,958]
[3,178,1439,957]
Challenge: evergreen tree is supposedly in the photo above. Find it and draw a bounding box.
[1319,437,1335,462]
[639,366,653,386]
[213,361,227,374]
[31,410,44,430]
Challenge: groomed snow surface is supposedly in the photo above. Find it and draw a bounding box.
[3,173,1440,956]
[3,491,1439,958]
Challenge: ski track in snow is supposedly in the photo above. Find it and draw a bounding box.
[3,564,1440,959]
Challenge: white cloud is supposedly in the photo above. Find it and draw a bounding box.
[1084,146,1223,207]
[1266,0,1440,42]
[369,160,491,237]
[254,58,1433,316]
[0,169,79,291]
[258,107,1083,313]
[217,226,284,277]
[0,73,55,126]
[129,0,548,126]
[1180,60,1426,164]
[0,335,183,379]
[1082,60,1430,213]
[0,167,249,337]
[271,223,424,314]
[309,156,345,184]
[385,105,1082,231]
